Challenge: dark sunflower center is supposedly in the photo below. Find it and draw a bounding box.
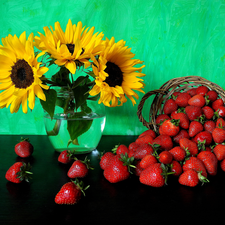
[104,61,123,87]
[10,59,34,89]
[66,44,85,55]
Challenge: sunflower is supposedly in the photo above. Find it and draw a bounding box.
[34,19,104,74]
[0,32,49,113]
[89,37,145,107]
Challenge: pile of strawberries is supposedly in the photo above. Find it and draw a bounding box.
[100,85,225,187]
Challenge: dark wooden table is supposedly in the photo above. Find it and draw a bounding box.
[0,135,224,224]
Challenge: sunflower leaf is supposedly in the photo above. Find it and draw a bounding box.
[40,89,57,119]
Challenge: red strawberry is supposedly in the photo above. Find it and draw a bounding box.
[179,138,198,156]
[163,99,178,114]
[220,158,225,172]
[175,92,191,107]
[55,179,89,205]
[100,152,115,170]
[155,114,170,125]
[188,121,203,137]
[216,106,225,117]
[202,106,214,120]
[58,150,74,164]
[173,129,190,144]
[139,129,156,139]
[67,157,93,178]
[204,120,216,133]
[15,137,33,158]
[186,88,197,97]
[206,90,218,102]
[171,112,189,129]
[178,169,207,187]
[139,163,166,187]
[140,154,158,169]
[158,151,173,164]
[212,99,224,111]
[196,85,209,96]
[135,134,154,145]
[213,144,225,161]
[134,161,144,176]
[112,144,129,156]
[183,156,207,178]
[216,118,225,128]
[212,127,225,143]
[103,154,134,183]
[185,105,202,121]
[192,131,212,146]
[133,143,154,159]
[197,151,218,176]
[5,162,32,183]
[153,134,173,151]
[188,94,206,108]
[170,160,182,176]
[160,119,180,137]
[169,146,186,162]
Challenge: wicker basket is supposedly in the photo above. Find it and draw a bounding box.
[137,76,225,132]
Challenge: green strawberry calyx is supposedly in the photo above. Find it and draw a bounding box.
[72,178,90,196]
[16,162,33,182]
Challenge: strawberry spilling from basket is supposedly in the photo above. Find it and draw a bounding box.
[100,76,225,187]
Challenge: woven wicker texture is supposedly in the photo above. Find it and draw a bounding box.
[137,76,225,132]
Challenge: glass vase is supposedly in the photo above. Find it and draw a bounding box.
[43,89,106,154]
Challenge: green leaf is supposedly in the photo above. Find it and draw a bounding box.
[73,84,90,110]
[40,89,57,119]
[67,113,93,147]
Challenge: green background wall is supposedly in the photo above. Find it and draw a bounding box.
[1,0,225,135]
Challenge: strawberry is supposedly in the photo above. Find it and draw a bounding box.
[206,90,218,102]
[100,152,115,170]
[216,106,225,117]
[134,161,144,176]
[133,143,154,159]
[197,151,218,176]
[213,144,225,161]
[183,156,208,178]
[169,146,186,162]
[163,99,178,114]
[186,88,197,97]
[188,121,203,137]
[196,85,209,96]
[204,120,216,133]
[55,179,89,205]
[171,111,189,129]
[188,94,206,108]
[139,129,156,139]
[179,138,198,156]
[5,162,32,183]
[173,129,189,144]
[216,118,225,128]
[140,154,158,169]
[212,127,225,143]
[170,160,182,176]
[175,92,191,107]
[103,154,135,183]
[112,144,129,156]
[192,131,212,146]
[153,134,173,151]
[67,157,93,178]
[185,105,202,121]
[212,98,224,111]
[202,106,214,120]
[135,134,154,146]
[178,169,207,187]
[139,163,169,187]
[160,119,180,137]
[15,137,33,158]
[155,114,170,125]
[158,151,173,164]
[58,150,74,164]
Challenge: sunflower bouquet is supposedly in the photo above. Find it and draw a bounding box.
[0,19,145,148]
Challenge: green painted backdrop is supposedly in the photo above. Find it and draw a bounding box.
[1,0,225,135]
